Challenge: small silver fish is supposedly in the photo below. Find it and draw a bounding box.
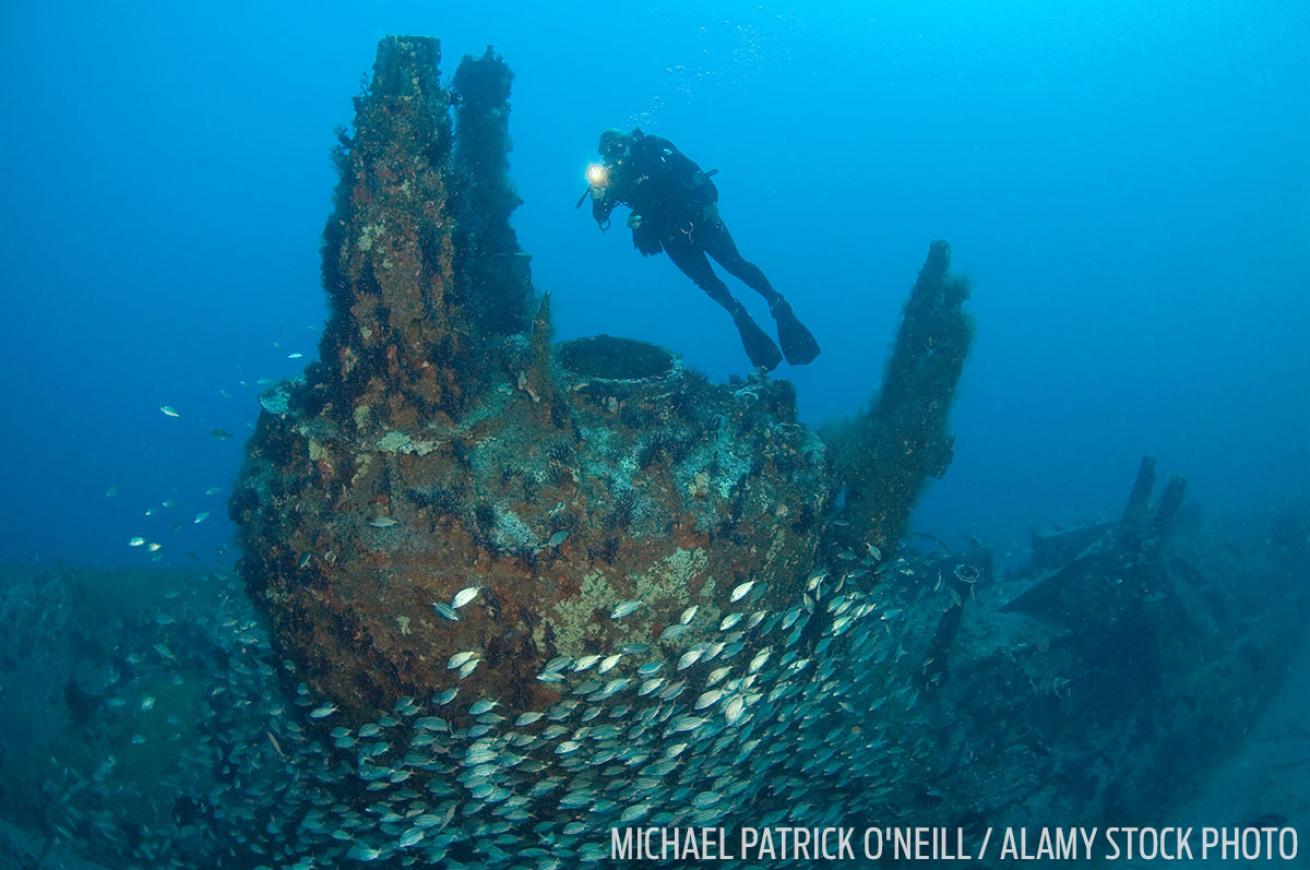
[309,704,338,719]
[543,656,572,672]
[346,843,382,861]
[672,715,707,732]
[731,580,757,603]
[432,602,459,621]
[160,405,181,418]
[677,649,704,670]
[692,790,722,809]
[447,651,478,669]
[694,689,723,710]
[369,517,398,528]
[600,677,630,696]
[451,586,481,609]
[660,624,690,642]
[610,600,643,620]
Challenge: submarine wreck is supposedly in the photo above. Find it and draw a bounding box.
[203,35,1307,866]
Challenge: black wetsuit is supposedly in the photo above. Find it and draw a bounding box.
[591,131,819,370]
[592,133,781,311]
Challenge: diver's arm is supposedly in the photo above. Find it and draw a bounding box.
[673,150,718,206]
[592,169,631,230]
[592,195,615,230]
[689,171,718,208]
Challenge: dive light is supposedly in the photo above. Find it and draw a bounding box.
[576,162,609,208]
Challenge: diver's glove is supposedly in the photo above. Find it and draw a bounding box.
[632,221,663,256]
[592,197,614,231]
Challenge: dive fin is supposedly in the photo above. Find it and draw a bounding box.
[732,306,783,371]
[770,298,821,365]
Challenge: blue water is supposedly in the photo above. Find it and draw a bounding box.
[1,1,1307,568]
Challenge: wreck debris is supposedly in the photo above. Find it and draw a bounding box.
[451,47,534,342]
[916,461,1309,827]
[231,37,829,719]
[825,240,973,552]
[919,551,990,691]
[318,35,473,427]
[1005,456,1189,623]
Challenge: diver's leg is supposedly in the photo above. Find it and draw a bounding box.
[698,219,821,366]
[697,218,781,304]
[662,234,782,371]
[661,234,735,308]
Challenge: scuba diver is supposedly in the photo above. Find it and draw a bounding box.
[582,128,820,371]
